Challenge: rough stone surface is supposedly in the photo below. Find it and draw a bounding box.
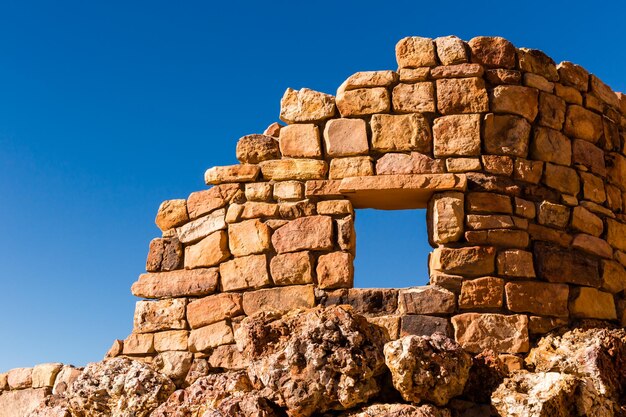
[451,313,529,353]
[280,88,336,124]
[436,77,489,114]
[220,254,271,292]
[392,82,436,113]
[505,281,569,317]
[241,285,316,316]
[0,388,49,417]
[429,192,464,243]
[398,286,456,315]
[432,114,481,157]
[336,87,390,117]
[468,36,516,69]
[384,334,471,406]
[236,134,280,164]
[371,113,432,153]
[490,85,539,122]
[396,36,437,68]
[483,113,531,157]
[271,215,333,253]
[184,230,230,269]
[430,246,495,276]
[133,298,187,333]
[270,251,314,286]
[323,118,369,157]
[132,268,219,299]
[376,152,444,175]
[279,123,322,158]
[155,199,189,232]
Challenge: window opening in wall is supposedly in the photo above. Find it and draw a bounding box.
[353,209,431,288]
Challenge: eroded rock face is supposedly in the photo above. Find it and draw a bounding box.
[235,305,388,417]
[383,333,472,406]
[66,358,175,417]
[338,403,452,417]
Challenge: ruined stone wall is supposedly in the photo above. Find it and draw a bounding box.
[3,35,626,399]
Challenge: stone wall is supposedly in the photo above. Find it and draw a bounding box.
[3,35,626,395]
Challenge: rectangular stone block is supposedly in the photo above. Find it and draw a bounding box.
[322,118,370,157]
[496,250,535,278]
[271,215,334,253]
[436,77,489,114]
[204,164,260,185]
[270,251,314,286]
[0,388,49,417]
[367,315,401,340]
[452,313,529,353]
[259,159,328,181]
[132,268,219,299]
[376,152,445,175]
[459,277,504,309]
[317,251,354,289]
[228,219,271,257]
[329,156,374,179]
[242,285,316,316]
[607,219,626,252]
[273,181,304,202]
[154,330,189,352]
[429,192,464,244]
[336,87,390,117]
[188,321,234,352]
[187,184,241,219]
[187,293,243,329]
[534,242,600,287]
[278,123,322,158]
[398,286,456,314]
[543,163,580,196]
[7,368,32,390]
[569,287,617,320]
[392,82,436,113]
[133,298,187,334]
[184,230,230,269]
[245,182,272,202]
[464,230,529,248]
[31,363,62,388]
[219,254,271,292]
[123,333,155,355]
[346,288,399,315]
[433,114,481,157]
[316,200,353,215]
[430,246,496,276]
[505,281,569,317]
[400,315,452,338]
[176,208,227,244]
[563,105,603,143]
[146,237,182,272]
[371,113,432,153]
[280,87,336,124]
[466,192,512,213]
[602,260,626,294]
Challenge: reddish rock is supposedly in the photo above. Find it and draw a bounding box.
[188,321,234,352]
[534,242,600,287]
[537,201,570,229]
[433,114,481,157]
[204,164,260,185]
[466,192,512,213]
[430,63,483,79]
[184,230,230,269]
[270,251,314,286]
[228,219,271,257]
[572,139,606,176]
[557,61,589,91]
[278,123,322,158]
[485,68,522,85]
[543,163,579,196]
[483,113,531,157]
[530,126,571,166]
[341,70,399,90]
[187,183,242,220]
[401,315,453,338]
[271,215,334,253]
[538,92,566,130]
[259,159,328,181]
[517,48,558,81]
[316,251,354,289]
[146,237,182,272]
[329,156,374,179]
[323,118,369,157]
[490,85,539,122]
[451,313,529,353]
[430,246,496,276]
[497,249,535,278]
[436,77,489,114]
[396,36,437,68]
[279,87,336,124]
[459,277,504,309]
[505,281,569,317]
[398,286,456,315]
[132,268,218,299]
[336,87,390,117]
[155,199,189,231]
[435,35,468,65]
[133,298,187,333]
[241,285,316,316]
[563,105,603,143]
[376,152,445,175]
[220,254,271,292]
[392,82,436,113]
[187,293,243,329]
[468,36,516,69]
[236,134,280,164]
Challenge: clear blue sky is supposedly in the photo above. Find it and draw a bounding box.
[1,0,625,372]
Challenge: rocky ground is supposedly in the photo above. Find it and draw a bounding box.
[22,305,626,417]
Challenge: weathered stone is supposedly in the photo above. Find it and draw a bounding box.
[343,288,399,316]
[146,237,182,272]
[606,184,622,210]
[563,105,603,143]
[485,68,522,85]
[236,134,280,164]
[432,114,481,157]
[466,214,515,230]
[606,152,626,191]
[279,87,336,124]
[524,73,554,92]
[341,70,399,90]
[269,251,314,286]
[528,223,573,247]
[272,181,303,201]
[315,200,352,216]
[176,207,226,244]
[468,36,516,69]
[123,333,154,355]
[481,155,513,176]
[323,118,369,157]
[517,48,558,81]
[31,363,63,388]
[376,153,445,175]
[398,67,430,83]
[259,158,328,181]
[513,158,543,184]
[401,315,453,338]
[245,182,273,202]
[497,249,535,278]
[538,92,566,130]
[384,334,472,406]
[491,371,579,417]
[590,75,620,108]
[329,156,374,179]
[435,35,468,65]
[530,126,571,166]
[431,63,483,79]
[132,268,219,299]
[66,358,175,417]
[607,218,626,252]
[153,330,188,352]
[337,216,355,252]
[271,215,333,253]
[339,403,452,417]
[571,206,603,236]
[537,201,570,229]
[317,251,354,289]
[464,229,529,249]
[220,254,271,292]
[155,199,188,231]
[452,313,529,353]
[278,123,322,158]
[534,242,600,287]
[543,163,579,196]
[188,321,234,352]
[187,293,243,329]
[187,184,242,219]
[398,286,456,315]
[483,113,531,157]
[396,36,437,68]
[490,85,539,122]
[336,87,390,117]
[153,351,193,384]
[505,281,569,317]
[240,202,279,219]
[557,61,589,91]
[184,230,230,269]
[371,113,432,153]
[569,287,617,320]
[227,219,271,257]
[436,78,488,114]
[445,157,481,172]
[208,344,248,370]
[466,192,512,213]
[459,277,504,309]
[392,82,436,113]
[53,366,82,396]
[133,298,187,333]
[572,139,606,177]
[602,260,626,293]
[204,164,260,185]
[0,388,50,417]
[430,192,464,243]
[528,316,568,335]
[8,368,32,389]
[514,197,537,219]
[241,285,316,316]
[105,339,122,357]
[430,246,496,276]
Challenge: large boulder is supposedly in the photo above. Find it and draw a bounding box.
[383,333,472,406]
[235,305,388,417]
[66,358,175,417]
[337,403,452,417]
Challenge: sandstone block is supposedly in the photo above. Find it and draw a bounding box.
[376,152,444,175]
[505,281,569,317]
[481,155,513,176]
[431,63,483,79]
[517,48,558,81]
[341,70,399,90]
[452,313,529,353]
[435,35,468,65]
[524,73,554,92]
[184,230,230,269]
[31,363,62,388]
[336,87,390,117]
[187,293,243,329]
[235,134,280,164]
[513,158,543,184]
[154,330,188,352]
[398,286,456,315]
[155,199,189,235]
[337,216,355,252]
[392,82,436,113]
[543,163,579,196]
[446,157,482,172]
[279,87,336,124]
[344,288,399,315]
[317,251,354,289]
[563,105,603,143]
[395,36,437,68]
[208,344,248,370]
[52,366,81,396]
[367,316,401,340]
[279,200,316,219]
[538,92,566,130]
[400,315,453,338]
[490,85,539,122]
[329,156,374,179]
[429,192,464,243]
[259,159,328,181]
[271,215,333,253]
[464,229,529,248]
[466,214,514,230]
[132,268,219,299]
[433,114,481,157]
[219,254,271,292]
[572,139,605,176]
[316,200,353,215]
[530,127,571,166]
[514,197,536,219]
[437,77,489,115]
[188,321,234,352]
[176,207,226,244]
[8,368,32,389]
[497,249,535,278]
[466,192,512,213]
[187,184,241,220]
[468,36,516,69]
[485,68,522,85]
[323,118,369,157]
[146,237,182,272]
[430,246,496,276]
[537,201,570,229]
[123,333,155,355]
[571,206,603,236]
[459,277,504,309]
[483,113,531,157]
[133,298,187,333]
[606,219,626,252]
[153,351,193,384]
[240,201,279,219]
[279,123,322,158]
[371,113,432,153]
[270,251,314,286]
[590,75,620,108]
[245,182,272,202]
[227,219,271,257]
[241,285,316,315]
[606,152,626,191]
[398,67,430,82]
[555,83,583,104]
[534,242,600,287]
[557,61,589,91]
[571,234,613,258]
[528,316,568,335]
[204,164,260,185]
[569,287,617,320]
[272,181,303,201]
[601,260,626,294]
